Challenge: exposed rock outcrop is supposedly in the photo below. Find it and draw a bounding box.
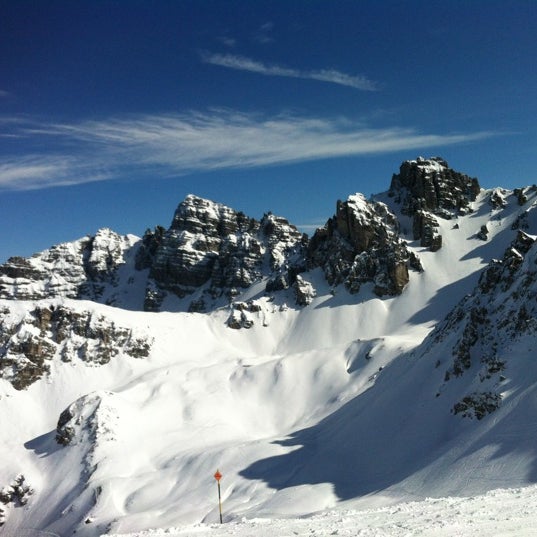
[513,186,536,206]
[477,224,489,241]
[390,157,480,216]
[389,157,481,251]
[308,194,421,296]
[56,391,118,446]
[135,225,166,270]
[225,300,265,329]
[489,188,509,209]
[452,392,502,420]
[0,475,34,526]
[0,304,152,390]
[413,210,442,250]
[294,275,316,306]
[143,195,307,310]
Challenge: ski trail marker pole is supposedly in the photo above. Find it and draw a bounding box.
[214,469,223,523]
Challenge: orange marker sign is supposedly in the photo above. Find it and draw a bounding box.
[214,469,223,523]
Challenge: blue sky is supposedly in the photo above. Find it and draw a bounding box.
[1,0,536,262]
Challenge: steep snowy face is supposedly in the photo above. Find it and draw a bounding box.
[308,193,422,296]
[0,228,139,303]
[140,195,306,311]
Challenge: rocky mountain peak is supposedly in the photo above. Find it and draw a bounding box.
[144,195,307,311]
[390,156,481,217]
[308,193,422,296]
[170,194,255,236]
[389,156,481,251]
[0,159,493,313]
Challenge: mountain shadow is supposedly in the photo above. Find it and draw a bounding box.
[240,345,537,501]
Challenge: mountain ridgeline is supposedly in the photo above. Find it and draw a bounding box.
[0,157,481,312]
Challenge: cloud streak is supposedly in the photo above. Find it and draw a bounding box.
[202,52,378,91]
[0,110,495,191]
[254,22,274,44]
[0,155,111,191]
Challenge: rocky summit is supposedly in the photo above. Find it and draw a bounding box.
[138,194,307,311]
[308,193,422,296]
[389,156,481,250]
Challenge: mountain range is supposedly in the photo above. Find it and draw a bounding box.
[1,157,537,536]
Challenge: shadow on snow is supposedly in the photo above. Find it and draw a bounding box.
[240,343,537,501]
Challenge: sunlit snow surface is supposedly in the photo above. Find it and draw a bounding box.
[108,485,537,537]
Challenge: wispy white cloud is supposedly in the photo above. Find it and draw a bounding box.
[254,22,274,44]
[202,52,378,91]
[0,90,10,98]
[0,110,496,191]
[0,155,111,191]
[217,36,237,48]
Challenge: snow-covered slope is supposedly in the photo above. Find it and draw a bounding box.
[1,158,537,536]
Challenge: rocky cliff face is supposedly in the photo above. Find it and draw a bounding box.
[390,157,480,216]
[389,157,481,250]
[308,194,422,296]
[139,195,307,311]
[0,196,309,313]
